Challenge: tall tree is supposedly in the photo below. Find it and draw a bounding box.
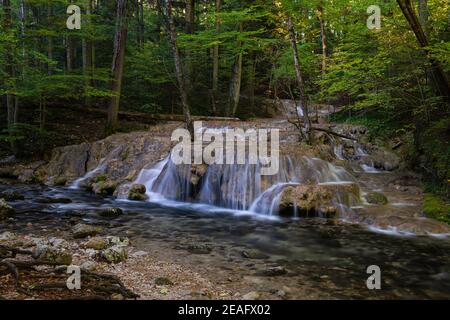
[227,23,243,117]
[316,4,327,75]
[107,0,130,133]
[287,16,312,143]
[157,0,193,133]
[211,0,221,115]
[397,0,450,102]
[2,0,18,153]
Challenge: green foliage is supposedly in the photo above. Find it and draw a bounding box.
[423,193,450,224]
[0,123,54,157]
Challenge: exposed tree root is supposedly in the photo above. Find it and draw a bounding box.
[0,246,139,300]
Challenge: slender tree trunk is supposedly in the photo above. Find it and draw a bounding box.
[317,5,327,74]
[397,0,450,102]
[47,2,53,75]
[158,0,193,134]
[211,0,221,115]
[83,0,94,106]
[228,23,243,117]
[107,0,130,133]
[418,0,429,38]
[136,0,144,49]
[287,16,312,143]
[184,0,195,91]
[2,0,18,154]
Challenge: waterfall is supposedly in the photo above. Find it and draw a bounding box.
[69,157,107,189]
[132,151,357,217]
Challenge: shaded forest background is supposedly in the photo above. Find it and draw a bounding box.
[0,0,449,198]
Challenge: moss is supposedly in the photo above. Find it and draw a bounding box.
[95,174,108,183]
[423,193,450,225]
[366,192,388,205]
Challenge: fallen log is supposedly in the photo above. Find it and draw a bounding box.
[287,119,358,141]
[49,105,240,123]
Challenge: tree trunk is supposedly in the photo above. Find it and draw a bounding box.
[82,0,94,106]
[317,5,327,74]
[47,2,53,75]
[106,0,130,133]
[418,0,429,38]
[287,16,312,143]
[137,0,145,49]
[228,23,243,117]
[397,0,450,102]
[158,0,193,134]
[184,0,195,91]
[2,0,18,154]
[211,0,221,115]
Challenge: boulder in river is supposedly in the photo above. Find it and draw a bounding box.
[128,184,148,201]
[360,150,400,171]
[0,199,15,220]
[72,223,103,238]
[98,207,124,218]
[92,180,118,196]
[279,183,360,217]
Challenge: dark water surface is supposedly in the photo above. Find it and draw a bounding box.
[1,184,450,299]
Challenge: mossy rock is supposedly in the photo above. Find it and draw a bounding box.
[98,207,123,218]
[72,223,103,239]
[54,176,68,186]
[366,192,388,205]
[0,199,15,220]
[92,181,117,196]
[128,184,148,201]
[102,245,128,263]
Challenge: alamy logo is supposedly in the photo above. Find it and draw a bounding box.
[367,5,381,30]
[171,122,280,175]
[67,5,81,30]
[366,265,381,289]
[66,265,81,290]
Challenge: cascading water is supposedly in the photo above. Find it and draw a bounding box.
[69,157,107,189]
[132,150,358,217]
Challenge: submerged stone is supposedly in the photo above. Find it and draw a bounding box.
[0,191,24,201]
[72,223,103,238]
[0,199,15,220]
[99,207,124,218]
[102,245,128,263]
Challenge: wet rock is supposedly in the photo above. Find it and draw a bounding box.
[0,191,24,201]
[128,184,148,201]
[0,231,15,241]
[0,168,18,179]
[0,199,15,220]
[72,223,103,239]
[187,244,212,254]
[33,245,72,265]
[262,266,287,276]
[92,180,118,196]
[102,245,128,263]
[80,260,97,272]
[82,237,107,250]
[106,236,130,247]
[360,150,400,171]
[48,237,68,248]
[98,207,123,218]
[366,192,388,205]
[242,291,261,300]
[155,277,174,286]
[279,183,359,217]
[53,176,68,186]
[131,250,148,258]
[37,197,72,204]
[241,249,269,260]
[111,293,124,300]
